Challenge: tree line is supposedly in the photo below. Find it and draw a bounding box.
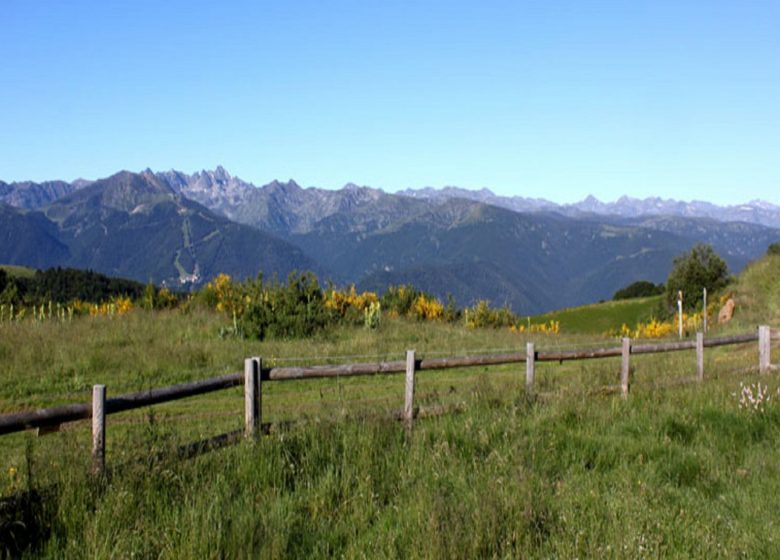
[0,267,149,305]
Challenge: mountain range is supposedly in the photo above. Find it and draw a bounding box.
[398,187,780,229]
[2,167,779,314]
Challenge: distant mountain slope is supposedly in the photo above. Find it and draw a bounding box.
[400,187,780,229]
[291,200,695,313]
[0,204,71,268]
[614,215,779,272]
[0,180,81,209]
[2,172,321,287]
[359,261,548,313]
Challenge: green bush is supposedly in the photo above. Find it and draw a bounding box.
[240,271,331,340]
[464,300,517,329]
[768,242,780,256]
[380,285,423,317]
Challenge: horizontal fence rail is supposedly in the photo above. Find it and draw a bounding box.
[0,326,776,475]
[0,329,770,437]
[0,372,245,436]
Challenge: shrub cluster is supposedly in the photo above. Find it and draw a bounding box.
[463,300,516,329]
[199,272,381,340]
[199,273,541,340]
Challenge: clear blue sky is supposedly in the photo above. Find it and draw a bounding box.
[2,1,778,204]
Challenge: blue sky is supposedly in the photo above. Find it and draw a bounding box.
[2,1,778,204]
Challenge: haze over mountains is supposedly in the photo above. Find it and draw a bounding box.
[2,167,779,314]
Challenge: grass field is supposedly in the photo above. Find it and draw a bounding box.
[1,256,779,557]
[530,295,663,335]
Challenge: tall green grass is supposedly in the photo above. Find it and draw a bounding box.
[5,369,780,558]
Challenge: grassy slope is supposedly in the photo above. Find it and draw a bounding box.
[0,264,36,278]
[531,295,662,335]
[1,257,780,557]
[730,253,780,328]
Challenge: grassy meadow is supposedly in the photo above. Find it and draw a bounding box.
[1,255,779,557]
[530,295,663,335]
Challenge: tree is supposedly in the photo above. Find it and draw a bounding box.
[768,242,780,256]
[665,244,729,312]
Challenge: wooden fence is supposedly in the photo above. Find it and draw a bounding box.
[0,326,777,476]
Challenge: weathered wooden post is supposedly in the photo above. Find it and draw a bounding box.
[244,357,261,440]
[526,342,535,397]
[759,326,771,374]
[404,350,416,428]
[621,338,631,397]
[254,356,263,431]
[702,288,708,334]
[92,384,106,477]
[678,291,684,339]
[696,332,704,382]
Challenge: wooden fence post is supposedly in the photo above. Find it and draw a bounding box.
[244,357,261,440]
[92,384,106,477]
[526,342,535,397]
[621,338,631,398]
[759,326,771,374]
[254,356,263,433]
[678,296,683,339]
[404,350,416,428]
[696,332,704,382]
[703,288,708,334]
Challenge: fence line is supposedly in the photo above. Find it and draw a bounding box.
[0,326,775,476]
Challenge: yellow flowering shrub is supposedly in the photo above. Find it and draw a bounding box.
[509,320,561,335]
[85,296,133,317]
[464,300,516,329]
[634,319,674,338]
[532,320,560,334]
[325,285,379,317]
[113,296,133,315]
[410,294,444,321]
[612,317,681,339]
[204,273,241,314]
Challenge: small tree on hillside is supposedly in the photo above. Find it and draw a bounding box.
[768,242,780,256]
[665,244,729,312]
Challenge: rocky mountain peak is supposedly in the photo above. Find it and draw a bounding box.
[265,179,302,194]
[212,165,231,182]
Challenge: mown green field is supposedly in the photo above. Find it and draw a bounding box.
[1,256,779,558]
[531,295,662,335]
